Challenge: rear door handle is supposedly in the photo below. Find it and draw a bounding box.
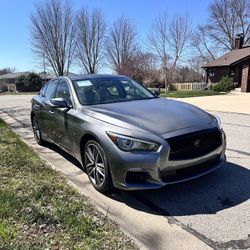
[49,110,54,115]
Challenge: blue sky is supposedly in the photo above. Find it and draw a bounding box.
[0,0,212,73]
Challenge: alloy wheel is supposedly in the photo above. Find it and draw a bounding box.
[84,143,106,187]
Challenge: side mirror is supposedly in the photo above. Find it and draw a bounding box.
[152,90,160,97]
[51,97,69,108]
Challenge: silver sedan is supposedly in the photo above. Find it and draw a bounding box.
[31,74,226,193]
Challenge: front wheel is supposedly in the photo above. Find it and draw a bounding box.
[84,140,112,193]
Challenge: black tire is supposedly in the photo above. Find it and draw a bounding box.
[84,140,112,193]
[32,115,45,146]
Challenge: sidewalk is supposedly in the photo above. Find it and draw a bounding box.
[174,92,250,115]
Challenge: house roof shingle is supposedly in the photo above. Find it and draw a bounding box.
[202,46,250,68]
[0,72,55,80]
[0,72,31,79]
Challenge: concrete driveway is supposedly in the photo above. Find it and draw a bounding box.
[0,94,250,250]
[175,92,250,115]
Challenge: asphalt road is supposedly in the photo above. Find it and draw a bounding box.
[0,95,249,250]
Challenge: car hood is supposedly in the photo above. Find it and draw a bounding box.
[83,98,214,135]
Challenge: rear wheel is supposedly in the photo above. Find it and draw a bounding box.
[32,115,45,146]
[84,140,112,193]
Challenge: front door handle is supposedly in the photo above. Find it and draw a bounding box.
[49,110,54,115]
[34,104,40,109]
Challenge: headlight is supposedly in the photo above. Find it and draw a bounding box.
[106,132,160,152]
[214,115,222,129]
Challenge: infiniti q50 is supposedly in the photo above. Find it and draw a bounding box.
[31,75,226,193]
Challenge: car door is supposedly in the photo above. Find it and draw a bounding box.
[32,83,48,129]
[49,79,74,151]
[39,80,59,138]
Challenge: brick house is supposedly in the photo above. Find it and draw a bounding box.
[202,35,250,92]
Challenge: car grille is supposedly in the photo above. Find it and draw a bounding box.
[166,128,222,161]
[160,155,220,182]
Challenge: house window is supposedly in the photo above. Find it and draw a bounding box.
[209,71,215,77]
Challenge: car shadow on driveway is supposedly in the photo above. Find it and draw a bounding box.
[43,141,83,169]
[42,140,250,217]
[108,162,250,216]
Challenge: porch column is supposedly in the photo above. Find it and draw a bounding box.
[241,64,250,92]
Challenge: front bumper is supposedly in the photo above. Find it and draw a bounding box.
[107,129,226,190]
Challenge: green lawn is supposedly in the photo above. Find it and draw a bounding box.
[160,90,224,98]
[0,119,136,249]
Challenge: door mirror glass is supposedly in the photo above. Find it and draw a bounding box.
[51,97,69,108]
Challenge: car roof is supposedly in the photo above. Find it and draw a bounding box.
[66,74,128,81]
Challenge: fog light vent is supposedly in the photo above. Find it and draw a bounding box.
[126,171,149,184]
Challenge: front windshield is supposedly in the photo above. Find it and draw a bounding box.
[73,77,156,105]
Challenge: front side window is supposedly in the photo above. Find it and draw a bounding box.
[54,79,72,105]
[73,77,155,105]
[40,83,48,97]
[44,80,58,100]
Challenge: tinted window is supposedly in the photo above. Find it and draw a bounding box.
[54,79,72,105]
[73,77,155,105]
[44,80,58,100]
[40,83,48,98]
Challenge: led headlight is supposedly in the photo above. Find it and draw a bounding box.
[107,132,160,152]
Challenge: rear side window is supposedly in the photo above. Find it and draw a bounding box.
[44,80,58,100]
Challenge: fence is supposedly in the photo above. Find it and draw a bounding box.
[172,82,207,91]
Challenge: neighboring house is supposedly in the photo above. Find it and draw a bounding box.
[0,72,30,92]
[202,35,250,92]
[0,72,54,92]
[38,72,55,85]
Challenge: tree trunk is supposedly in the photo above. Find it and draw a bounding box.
[164,74,169,94]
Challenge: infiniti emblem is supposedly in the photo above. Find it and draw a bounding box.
[194,139,201,148]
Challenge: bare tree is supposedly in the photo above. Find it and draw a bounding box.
[188,56,206,82]
[30,0,76,76]
[75,8,106,74]
[148,13,191,92]
[207,0,250,50]
[172,65,204,83]
[168,14,191,69]
[106,17,137,74]
[192,25,219,62]
[148,14,169,89]
[121,51,158,83]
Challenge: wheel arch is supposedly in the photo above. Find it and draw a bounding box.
[80,132,113,192]
[30,111,35,125]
